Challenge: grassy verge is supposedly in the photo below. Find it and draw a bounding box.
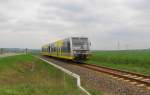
[87,50,150,76]
[0,54,83,95]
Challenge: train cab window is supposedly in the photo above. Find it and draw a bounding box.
[72,37,89,50]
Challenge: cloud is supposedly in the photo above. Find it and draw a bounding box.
[0,0,150,49]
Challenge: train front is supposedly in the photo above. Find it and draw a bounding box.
[71,37,91,62]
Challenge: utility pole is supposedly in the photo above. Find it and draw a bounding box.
[25,48,28,55]
[117,41,120,50]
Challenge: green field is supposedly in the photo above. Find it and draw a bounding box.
[87,50,150,76]
[0,54,83,95]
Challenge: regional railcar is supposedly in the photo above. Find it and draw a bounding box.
[41,37,91,62]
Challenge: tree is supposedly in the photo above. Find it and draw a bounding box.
[0,48,3,54]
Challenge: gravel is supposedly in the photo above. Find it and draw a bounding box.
[42,57,150,95]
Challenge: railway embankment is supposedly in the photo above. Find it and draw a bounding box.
[0,54,84,95]
[42,56,150,95]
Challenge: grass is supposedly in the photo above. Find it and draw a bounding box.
[0,54,83,95]
[87,50,150,76]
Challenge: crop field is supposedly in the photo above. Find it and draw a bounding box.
[0,54,83,95]
[87,50,150,76]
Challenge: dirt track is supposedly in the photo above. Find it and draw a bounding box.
[0,53,23,58]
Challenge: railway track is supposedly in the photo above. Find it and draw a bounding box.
[42,56,150,89]
[80,63,150,88]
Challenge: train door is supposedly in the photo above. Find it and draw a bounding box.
[48,45,51,53]
[57,47,58,56]
[57,47,61,56]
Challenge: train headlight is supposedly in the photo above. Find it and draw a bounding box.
[73,51,76,53]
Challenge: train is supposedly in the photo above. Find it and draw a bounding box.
[41,37,91,62]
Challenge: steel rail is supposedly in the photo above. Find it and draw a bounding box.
[81,64,150,87]
[85,64,150,79]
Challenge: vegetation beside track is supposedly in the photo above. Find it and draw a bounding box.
[0,54,83,95]
[87,50,150,76]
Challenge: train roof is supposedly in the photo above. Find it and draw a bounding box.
[42,36,89,47]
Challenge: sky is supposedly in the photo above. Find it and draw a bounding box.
[0,0,150,50]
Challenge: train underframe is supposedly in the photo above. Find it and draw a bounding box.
[73,54,89,63]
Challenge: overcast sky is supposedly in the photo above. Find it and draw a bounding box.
[0,0,150,50]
